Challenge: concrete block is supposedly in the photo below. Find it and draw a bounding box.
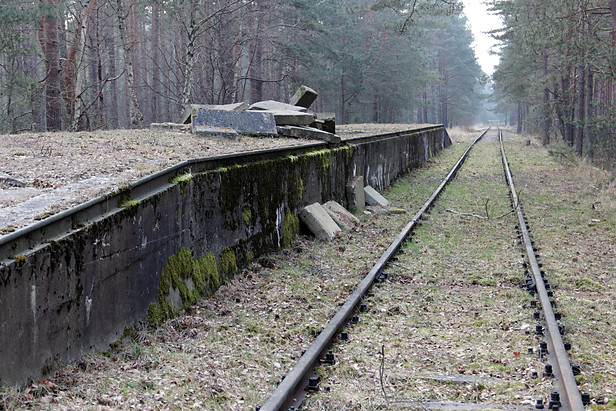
[248,109,315,126]
[277,126,340,144]
[323,201,359,231]
[179,103,248,124]
[299,203,341,241]
[346,176,365,213]
[150,122,187,132]
[289,85,318,108]
[193,125,239,140]
[192,108,277,136]
[249,100,309,113]
[316,112,336,134]
[364,185,390,207]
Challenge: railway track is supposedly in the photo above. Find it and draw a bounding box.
[260,129,587,410]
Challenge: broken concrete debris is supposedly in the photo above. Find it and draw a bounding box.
[364,185,390,207]
[248,100,310,113]
[315,112,336,134]
[346,176,365,213]
[299,203,341,241]
[323,201,359,231]
[163,86,337,140]
[193,125,239,140]
[289,85,318,109]
[277,126,341,143]
[191,107,278,136]
[150,122,190,132]
[179,103,248,125]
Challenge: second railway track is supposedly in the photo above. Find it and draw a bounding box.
[261,129,587,410]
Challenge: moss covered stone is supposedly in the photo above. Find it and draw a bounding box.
[218,247,238,282]
[281,212,300,249]
[169,172,193,196]
[147,247,223,327]
[242,206,252,226]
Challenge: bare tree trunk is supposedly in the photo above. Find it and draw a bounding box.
[609,0,616,31]
[41,0,62,131]
[574,0,586,156]
[105,10,119,129]
[151,2,160,122]
[114,0,143,128]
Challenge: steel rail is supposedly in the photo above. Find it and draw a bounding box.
[499,130,584,411]
[259,128,488,411]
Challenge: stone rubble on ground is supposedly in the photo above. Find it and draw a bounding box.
[299,203,341,241]
[364,185,390,207]
[323,201,359,231]
[192,126,239,140]
[345,175,365,213]
[277,125,340,144]
[159,86,338,143]
[179,103,249,125]
[191,108,278,136]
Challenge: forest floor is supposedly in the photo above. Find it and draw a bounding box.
[1,127,616,410]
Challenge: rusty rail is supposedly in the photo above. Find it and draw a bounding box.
[499,129,584,411]
[259,129,488,411]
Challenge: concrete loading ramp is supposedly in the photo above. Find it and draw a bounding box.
[0,125,450,385]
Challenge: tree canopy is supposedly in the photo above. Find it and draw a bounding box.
[491,0,616,163]
[0,0,484,133]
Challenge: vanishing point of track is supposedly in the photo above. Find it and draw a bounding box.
[260,129,587,410]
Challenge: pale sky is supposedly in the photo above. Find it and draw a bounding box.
[461,0,503,76]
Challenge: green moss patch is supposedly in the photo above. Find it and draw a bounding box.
[148,247,221,327]
[281,212,300,249]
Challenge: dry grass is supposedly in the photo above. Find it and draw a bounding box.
[305,131,551,409]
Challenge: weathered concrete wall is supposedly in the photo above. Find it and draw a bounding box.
[0,126,450,385]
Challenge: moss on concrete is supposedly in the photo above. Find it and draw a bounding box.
[242,206,252,226]
[218,247,238,283]
[147,247,223,327]
[169,172,193,196]
[281,212,300,249]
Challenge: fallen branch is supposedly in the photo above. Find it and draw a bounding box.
[380,344,390,407]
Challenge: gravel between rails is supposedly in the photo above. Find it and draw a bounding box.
[304,131,553,409]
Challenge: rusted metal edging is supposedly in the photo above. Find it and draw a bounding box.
[0,125,446,263]
[499,130,584,411]
[259,129,488,411]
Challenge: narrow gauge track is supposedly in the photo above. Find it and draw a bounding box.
[259,129,488,411]
[260,129,588,410]
[499,129,584,410]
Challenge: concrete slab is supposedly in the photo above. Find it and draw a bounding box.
[193,125,239,140]
[299,203,341,241]
[277,126,340,143]
[192,108,277,135]
[150,122,188,132]
[248,109,315,126]
[179,103,248,124]
[323,201,359,231]
[316,112,336,134]
[346,176,365,213]
[289,85,318,108]
[249,100,309,113]
[364,185,390,206]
